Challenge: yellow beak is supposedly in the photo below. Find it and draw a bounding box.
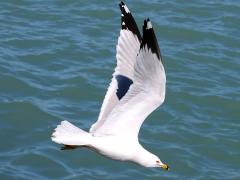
[160,163,169,171]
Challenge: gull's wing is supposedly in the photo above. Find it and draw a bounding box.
[90,2,141,133]
[93,19,166,137]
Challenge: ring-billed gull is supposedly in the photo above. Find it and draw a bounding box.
[52,1,168,170]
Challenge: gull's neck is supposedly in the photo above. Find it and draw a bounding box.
[133,144,157,167]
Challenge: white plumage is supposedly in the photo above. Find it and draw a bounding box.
[52,1,169,170]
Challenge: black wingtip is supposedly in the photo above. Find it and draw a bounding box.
[143,19,147,30]
[140,19,162,60]
[119,1,125,6]
[119,1,127,12]
[118,2,142,41]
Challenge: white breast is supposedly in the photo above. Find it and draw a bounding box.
[91,136,139,161]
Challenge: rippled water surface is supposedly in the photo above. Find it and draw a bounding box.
[1,0,240,179]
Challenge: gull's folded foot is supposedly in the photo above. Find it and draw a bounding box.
[61,145,79,150]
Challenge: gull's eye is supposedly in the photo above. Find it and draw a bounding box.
[156,160,160,163]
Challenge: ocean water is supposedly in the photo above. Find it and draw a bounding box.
[0,0,239,179]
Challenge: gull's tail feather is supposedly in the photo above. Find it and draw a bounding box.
[51,120,93,147]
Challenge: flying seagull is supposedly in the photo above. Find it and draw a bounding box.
[52,1,168,170]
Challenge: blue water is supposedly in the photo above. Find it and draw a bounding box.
[0,1,240,179]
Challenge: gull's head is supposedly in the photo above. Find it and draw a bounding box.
[148,154,169,170]
[136,151,169,170]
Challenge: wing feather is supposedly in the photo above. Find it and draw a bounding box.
[93,19,166,137]
[90,2,141,133]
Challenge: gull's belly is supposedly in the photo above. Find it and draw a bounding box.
[92,136,138,161]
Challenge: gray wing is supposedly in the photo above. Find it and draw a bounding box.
[93,19,166,137]
[90,2,142,133]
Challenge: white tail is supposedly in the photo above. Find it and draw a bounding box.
[51,120,93,146]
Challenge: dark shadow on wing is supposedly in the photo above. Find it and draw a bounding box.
[115,75,133,100]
